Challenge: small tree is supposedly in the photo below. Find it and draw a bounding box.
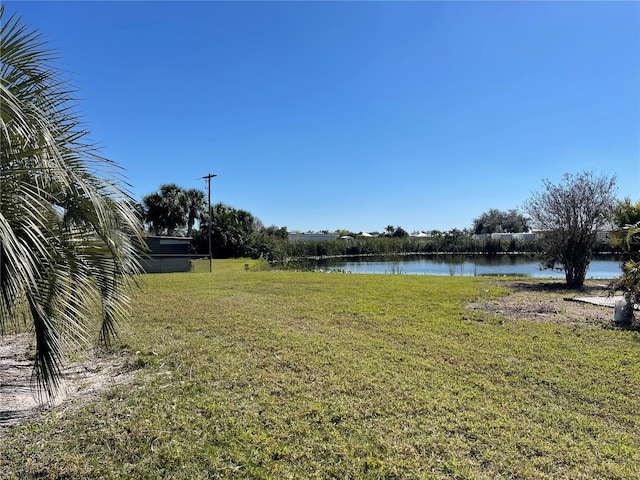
[525,171,617,288]
[611,198,640,256]
[611,199,640,302]
[384,225,408,238]
[611,224,640,301]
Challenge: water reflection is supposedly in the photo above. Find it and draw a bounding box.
[309,254,622,279]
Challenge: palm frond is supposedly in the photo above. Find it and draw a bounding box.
[1,6,144,397]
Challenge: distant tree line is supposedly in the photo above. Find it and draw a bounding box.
[138,186,549,261]
[472,209,529,234]
[140,184,289,260]
[140,174,638,295]
[282,231,619,261]
[138,182,622,264]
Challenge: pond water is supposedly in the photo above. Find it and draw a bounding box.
[310,254,622,279]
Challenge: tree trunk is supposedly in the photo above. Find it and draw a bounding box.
[564,260,588,288]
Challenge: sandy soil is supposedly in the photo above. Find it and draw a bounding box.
[0,334,134,428]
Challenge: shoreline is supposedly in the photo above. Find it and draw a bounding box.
[279,251,621,263]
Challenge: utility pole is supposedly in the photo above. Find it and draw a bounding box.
[202,173,217,272]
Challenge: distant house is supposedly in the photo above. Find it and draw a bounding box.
[490,233,515,241]
[512,232,536,241]
[531,230,612,243]
[140,236,192,273]
[472,232,535,241]
[289,233,339,242]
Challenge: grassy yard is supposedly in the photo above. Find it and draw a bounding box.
[1,259,639,479]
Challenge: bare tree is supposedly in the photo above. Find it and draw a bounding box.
[525,171,617,288]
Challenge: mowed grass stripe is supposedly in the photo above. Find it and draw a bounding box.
[1,259,638,479]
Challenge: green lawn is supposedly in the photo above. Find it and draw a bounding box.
[1,259,639,479]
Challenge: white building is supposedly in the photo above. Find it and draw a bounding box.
[289,233,339,242]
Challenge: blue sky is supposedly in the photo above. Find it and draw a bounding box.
[8,1,640,233]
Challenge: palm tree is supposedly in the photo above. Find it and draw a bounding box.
[142,183,187,236]
[612,222,640,304]
[208,203,258,258]
[183,188,206,237]
[0,7,144,397]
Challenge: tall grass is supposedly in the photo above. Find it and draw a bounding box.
[1,259,638,479]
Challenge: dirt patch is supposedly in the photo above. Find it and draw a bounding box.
[467,279,638,329]
[0,333,135,428]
